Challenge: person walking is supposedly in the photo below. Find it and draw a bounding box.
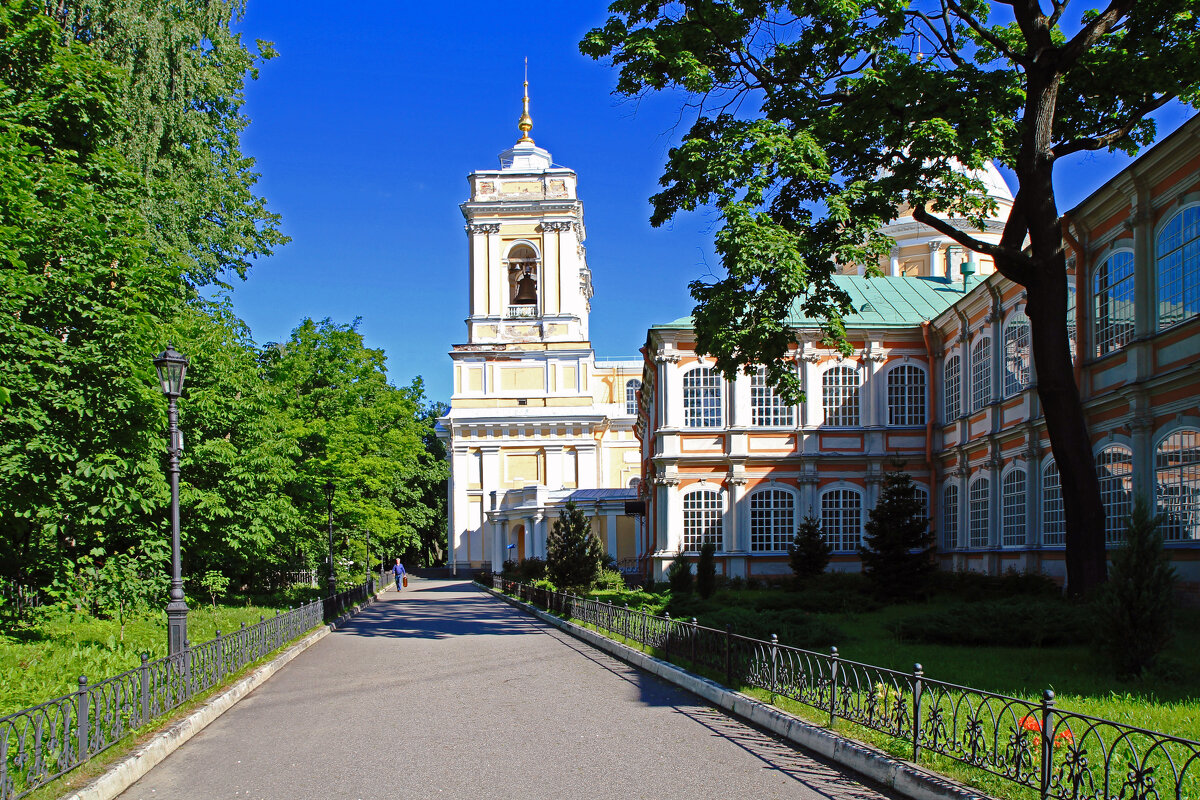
[393,557,407,591]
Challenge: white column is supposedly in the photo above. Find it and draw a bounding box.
[469,229,488,318]
[543,229,561,316]
[888,248,900,277]
[606,511,619,558]
[728,479,748,551]
[577,443,598,488]
[664,357,684,427]
[803,358,822,427]
[545,445,564,489]
[731,371,751,427]
[488,228,504,316]
[665,480,683,552]
[523,517,534,561]
[533,512,547,559]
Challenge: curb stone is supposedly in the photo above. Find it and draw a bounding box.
[479,583,992,800]
[62,585,395,800]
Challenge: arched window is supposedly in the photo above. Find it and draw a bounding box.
[1097,444,1133,545]
[682,367,723,428]
[941,483,959,551]
[682,489,722,551]
[506,244,539,312]
[749,488,795,552]
[1156,429,1200,542]
[943,354,961,422]
[1094,250,1135,356]
[1003,310,1031,397]
[968,476,990,547]
[625,379,641,416]
[1042,460,1065,546]
[887,364,926,426]
[822,365,860,427]
[820,488,862,552]
[970,337,992,412]
[1156,205,1200,329]
[1001,468,1027,547]
[751,366,794,426]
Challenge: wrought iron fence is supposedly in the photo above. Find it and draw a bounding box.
[492,576,1200,800]
[0,577,381,800]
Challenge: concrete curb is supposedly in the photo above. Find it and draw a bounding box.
[63,586,393,800]
[479,584,991,800]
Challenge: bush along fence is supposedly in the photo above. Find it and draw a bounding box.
[493,577,1200,800]
[0,575,391,800]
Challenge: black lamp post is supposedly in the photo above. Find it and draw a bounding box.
[365,529,372,590]
[153,345,189,656]
[323,481,336,596]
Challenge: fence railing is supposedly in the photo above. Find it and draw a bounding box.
[492,576,1200,800]
[0,577,383,800]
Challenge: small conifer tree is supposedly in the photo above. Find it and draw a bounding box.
[859,471,934,600]
[790,513,831,581]
[667,552,694,595]
[696,541,717,598]
[546,501,604,592]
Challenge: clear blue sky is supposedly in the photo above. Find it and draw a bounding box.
[228,1,1193,404]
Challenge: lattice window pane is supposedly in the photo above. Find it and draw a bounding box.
[683,368,723,428]
[1094,251,1136,356]
[752,367,795,426]
[1097,445,1133,545]
[822,366,860,427]
[969,477,990,547]
[1157,429,1200,542]
[887,364,926,426]
[1042,460,1065,546]
[941,484,959,551]
[943,355,961,422]
[971,338,992,412]
[1003,311,1031,397]
[625,379,641,416]
[682,490,723,551]
[1002,470,1027,546]
[820,489,862,552]
[1156,206,1200,329]
[750,489,795,552]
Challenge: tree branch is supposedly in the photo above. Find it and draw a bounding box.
[1051,94,1176,158]
[912,204,1037,281]
[1058,0,1134,70]
[945,0,1028,65]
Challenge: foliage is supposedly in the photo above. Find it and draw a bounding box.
[503,558,547,584]
[200,571,231,610]
[859,472,935,599]
[695,541,717,599]
[595,568,627,591]
[789,514,831,581]
[667,553,694,595]
[581,0,1200,596]
[546,502,604,592]
[1093,500,1179,678]
[892,598,1092,648]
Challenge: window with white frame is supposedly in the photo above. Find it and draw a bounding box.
[970,337,992,412]
[914,484,930,527]
[751,366,794,426]
[1157,429,1200,542]
[682,489,722,551]
[1003,310,1031,397]
[943,354,961,422]
[968,476,990,547]
[1067,280,1078,364]
[625,379,641,415]
[887,364,926,426]
[1042,460,1065,546]
[1094,250,1136,357]
[1097,444,1133,545]
[822,365,860,427]
[683,367,723,428]
[941,483,959,551]
[820,488,862,552]
[1156,205,1200,329]
[1001,468,1027,546]
[749,488,795,552]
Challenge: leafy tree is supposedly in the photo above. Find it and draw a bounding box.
[200,570,231,610]
[667,552,694,595]
[546,501,604,592]
[859,472,935,600]
[696,540,717,598]
[789,514,831,581]
[582,0,1200,595]
[1093,499,1178,678]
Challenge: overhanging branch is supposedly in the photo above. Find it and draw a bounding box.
[912,204,1036,283]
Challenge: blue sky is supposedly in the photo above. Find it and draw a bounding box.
[228,1,1193,404]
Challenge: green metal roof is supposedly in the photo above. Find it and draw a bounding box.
[652,275,972,330]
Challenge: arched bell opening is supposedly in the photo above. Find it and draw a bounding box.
[506,244,539,308]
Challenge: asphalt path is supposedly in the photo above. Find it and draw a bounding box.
[117,578,900,800]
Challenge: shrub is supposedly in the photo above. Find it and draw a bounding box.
[1093,499,1178,678]
[546,502,604,592]
[696,541,717,599]
[789,514,831,581]
[595,568,626,591]
[892,598,1091,647]
[667,555,693,595]
[200,570,230,610]
[859,471,934,600]
[927,568,1060,600]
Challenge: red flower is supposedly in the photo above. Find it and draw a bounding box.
[1019,715,1042,733]
[1054,729,1074,747]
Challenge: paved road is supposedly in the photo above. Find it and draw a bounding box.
[118,579,899,800]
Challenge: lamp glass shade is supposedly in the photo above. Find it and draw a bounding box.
[323,481,334,504]
[153,346,188,398]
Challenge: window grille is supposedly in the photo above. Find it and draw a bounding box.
[625,379,641,416]
[943,355,961,422]
[683,368,723,428]
[1156,429,1200,542]
[1042,460,1065,546]
[914,485,930,530]
[751,367,794,426]
[941,483,959,551]
[1002,469,1027,546]
[1003,311,1031,397]
[820,489,862,552]
[887,364,926,426]
[822,366,860,427]
[1156,205,1200,329]
[970,338,992,412]
[682,490,722,551]
[749,489,795,552]
[969,477,990,547]
[1097,445,1133,545]
[1094,251,1136,356]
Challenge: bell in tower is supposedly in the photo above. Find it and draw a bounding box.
[513,267,538,305]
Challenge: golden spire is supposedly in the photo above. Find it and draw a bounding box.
[517,58,534,144]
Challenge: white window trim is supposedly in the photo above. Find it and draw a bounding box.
[747,485,799,553]
[884,362,928,427]
[818,484,864,553]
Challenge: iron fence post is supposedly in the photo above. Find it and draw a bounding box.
[771,634,779,694]
[1040,689,1055,800]
[664,613,671,661]
[140,653,150,724]
[691,618,698,666]
[912,663,924,762]
[215,630,223,681]
[77,675,89,762]
[185,639,193,699]
[625,604,631,641]
[724,624,733,686]
[829,646,839,728]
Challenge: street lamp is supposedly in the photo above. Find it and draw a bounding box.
[153,344,189,656]
[365,529,372,590]
[323,481,336,596]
